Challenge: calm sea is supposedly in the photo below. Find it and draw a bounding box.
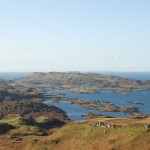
[0,72,150,120]
[44,88,150,120]
[97,72,150,80]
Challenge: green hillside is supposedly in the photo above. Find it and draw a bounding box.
[17,72,150,93]
[0,116,150,150]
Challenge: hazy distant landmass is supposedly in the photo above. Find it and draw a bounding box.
[0,72,31,80]
[97,72,150,80]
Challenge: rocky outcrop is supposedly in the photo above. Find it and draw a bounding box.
[89,122,121,129]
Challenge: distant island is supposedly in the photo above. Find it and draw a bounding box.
[16,72,150,94]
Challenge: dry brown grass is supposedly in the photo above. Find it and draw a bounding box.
[0,117,150,150]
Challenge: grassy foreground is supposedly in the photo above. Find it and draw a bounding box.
[0,117,150,150]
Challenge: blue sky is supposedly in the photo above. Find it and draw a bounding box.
[0,0,150,72]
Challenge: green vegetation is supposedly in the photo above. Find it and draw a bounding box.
[0,79,13,90]
[0,117,20,127]
[0,100,66,117]
[0,117,150,150]
[0,115,66,137]
[17,72,150,93]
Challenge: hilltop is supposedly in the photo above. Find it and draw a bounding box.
[17,72,150,93]
[0,116,150,150]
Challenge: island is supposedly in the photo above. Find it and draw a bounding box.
[16,72,150,94]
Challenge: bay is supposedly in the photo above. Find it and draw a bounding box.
[44,88,150,120]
